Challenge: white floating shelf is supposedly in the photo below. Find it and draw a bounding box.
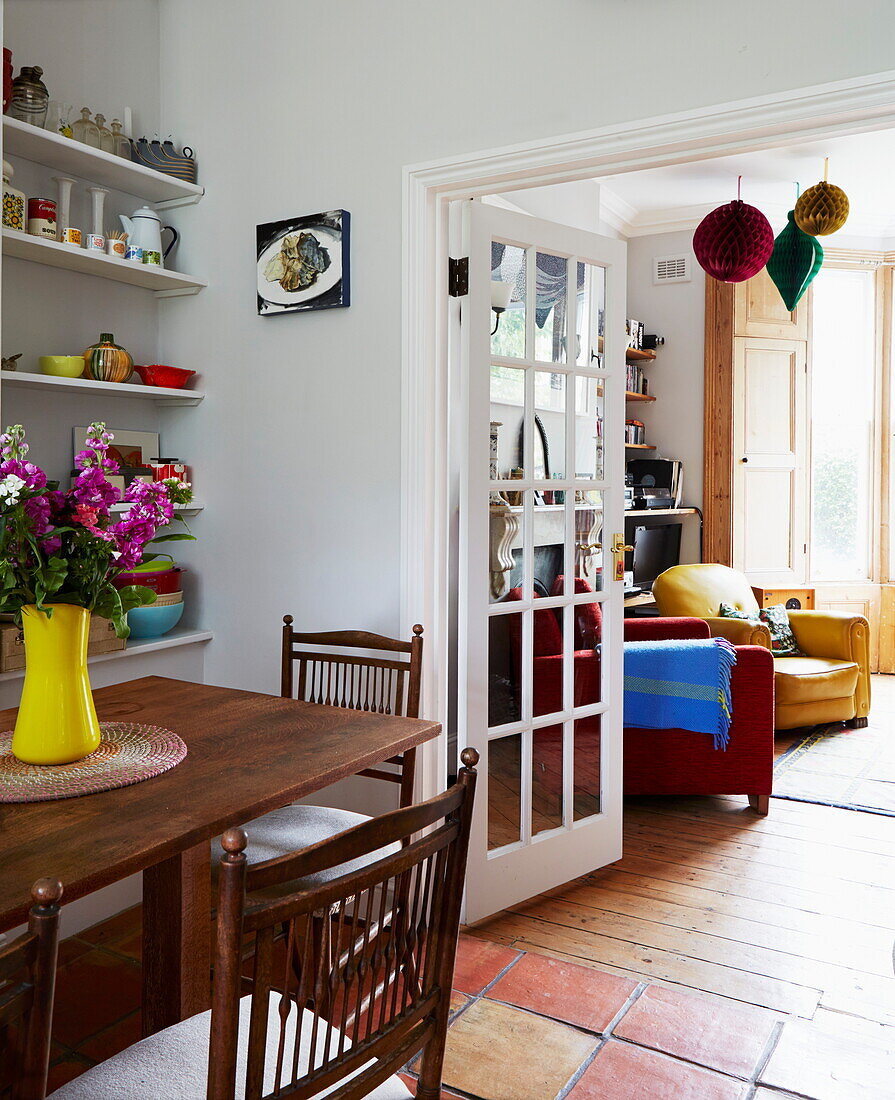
[0,628,214,683]
[110,502,203,516]
[0,370,204,407]
[3,116,204,207]
[2,229,206,296]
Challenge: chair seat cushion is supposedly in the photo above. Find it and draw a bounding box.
[773,656,860,705]
[214,804,401,883]
[49,992,412,1099]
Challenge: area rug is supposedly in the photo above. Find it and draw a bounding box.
[0,723,187,803]
[773,722,895,816]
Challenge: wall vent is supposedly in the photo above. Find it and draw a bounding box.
[653,254,690,285]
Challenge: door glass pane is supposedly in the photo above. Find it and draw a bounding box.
[811,268,875,581]
[575,376,605,480]
[532,724,563,834]
[489,733,521,850]
[532,602,564,718]
[573,715,601,820]
[491,243,526,359]
[489,612,522,727]
[577,263,605,368]
[534,371,565,480]
[575,490,604,592]
[535,252,567,363]
[490,496,522,604]
[490,366,524,480]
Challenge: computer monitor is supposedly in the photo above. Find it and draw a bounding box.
[632,523,681,590]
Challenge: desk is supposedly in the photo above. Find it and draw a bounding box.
[0,676,440,1035]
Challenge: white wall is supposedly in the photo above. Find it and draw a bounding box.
[157,0,895,697]
[625,231,705,505]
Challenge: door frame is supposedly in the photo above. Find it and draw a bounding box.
[401,70,895,802]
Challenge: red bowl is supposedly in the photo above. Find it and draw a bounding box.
[134,364,196,389]
[112,567,184,594]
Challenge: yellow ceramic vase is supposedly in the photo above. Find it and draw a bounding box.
[11,605,101,765]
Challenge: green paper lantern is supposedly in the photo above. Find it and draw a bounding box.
[766,211,823,311]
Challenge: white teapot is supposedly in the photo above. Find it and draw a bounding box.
[119,205,179,266]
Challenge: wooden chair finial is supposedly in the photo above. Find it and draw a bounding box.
[31,878,63,908]
[221,827,248,857]
[460,747,480,770]
[412,623,424,637]
[283,614,294,626]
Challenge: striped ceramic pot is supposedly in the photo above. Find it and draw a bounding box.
[83,332,133,383]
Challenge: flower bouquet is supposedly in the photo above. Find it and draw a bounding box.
[0,422,195,764]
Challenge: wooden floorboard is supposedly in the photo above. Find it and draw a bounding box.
[471,677,895,1030]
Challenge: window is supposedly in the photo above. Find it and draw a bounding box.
[810,268,877,582]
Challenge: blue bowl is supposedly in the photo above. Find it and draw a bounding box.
[126,601,185,639]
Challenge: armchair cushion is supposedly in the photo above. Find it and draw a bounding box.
[773,657,859,706]
[719,602,803,656]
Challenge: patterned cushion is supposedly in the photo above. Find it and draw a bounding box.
[718,602,803,657]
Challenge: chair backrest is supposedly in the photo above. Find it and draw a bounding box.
[280,620,425,806]
[207,750,479,1100]
[653,564,761,619]
[0,880,62,1100]
[281,620,423,718]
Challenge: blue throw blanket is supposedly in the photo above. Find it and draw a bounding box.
[623,638,737,749]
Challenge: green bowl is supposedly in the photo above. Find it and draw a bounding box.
[39,355,85,378]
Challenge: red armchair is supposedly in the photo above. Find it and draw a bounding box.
[623,617,775,814]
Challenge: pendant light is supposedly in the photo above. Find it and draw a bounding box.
[767,185,823,310]
[693,177,774,283]
[794,157,849,236]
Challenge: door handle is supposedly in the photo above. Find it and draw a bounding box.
[611,533,633,582]
[741,457,749,463]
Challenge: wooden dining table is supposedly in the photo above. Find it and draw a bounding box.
[0,675,440,1036]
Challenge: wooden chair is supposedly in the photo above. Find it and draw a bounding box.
[0,879,62,1100]
[51,751,479,1100]
[227,622,425,873]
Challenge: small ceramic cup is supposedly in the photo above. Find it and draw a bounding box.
[125,244,143,263]
[60,227,82,246]
[106,238,126,258]
[86,234,105,252]
[142,249,161,266]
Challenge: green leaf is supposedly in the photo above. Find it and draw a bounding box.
[149,532,196,544]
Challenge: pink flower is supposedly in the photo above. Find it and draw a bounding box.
[0,458,46,490]
[24,496,52,535]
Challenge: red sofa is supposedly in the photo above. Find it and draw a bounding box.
[501,590,775,814]
[623,617,775,812]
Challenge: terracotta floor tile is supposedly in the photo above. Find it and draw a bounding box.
[451,934,520,996]
[77,905,141,950]
[613,984,779,1077]
[760,1009,895,1100]
[488,953,637,1034]
[752,1091,804,1100]
[398,1072,465,1098]
[77,1009,142,1063]
[450,989,471,1017]
[568,1041,745,1100]
[430,997,597,1100]
[46,1054,94,1092]
[51,948,142,1048]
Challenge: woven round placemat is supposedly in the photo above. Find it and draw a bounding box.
[0,723,187,803]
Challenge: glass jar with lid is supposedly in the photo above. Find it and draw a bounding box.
[110,119,132,160]
[9,65,49,127]
[72,107,100,148]
[94,113,115,154]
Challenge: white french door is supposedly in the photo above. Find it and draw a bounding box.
[457,201,627,923]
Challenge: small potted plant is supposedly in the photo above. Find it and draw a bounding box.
[0,422,194,764]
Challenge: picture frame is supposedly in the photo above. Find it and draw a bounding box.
[256,209,350,316]
[73,427,160,468]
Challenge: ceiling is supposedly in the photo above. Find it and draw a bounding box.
[597,127,895,241]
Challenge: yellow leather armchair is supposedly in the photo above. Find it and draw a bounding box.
[652,564,870,731]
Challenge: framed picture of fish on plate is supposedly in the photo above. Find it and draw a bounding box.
[256,209,350,315]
